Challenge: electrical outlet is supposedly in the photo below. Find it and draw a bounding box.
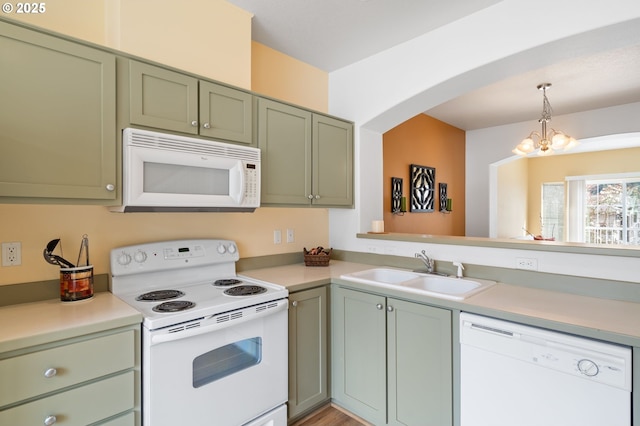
[516,257,538,271]
[2,242,22,266]
[286,228,295,243]
[273,230,282,244]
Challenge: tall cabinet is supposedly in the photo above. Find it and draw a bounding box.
[288,286,329,419]
[257,98,353,207]
[332,286,453,426]
[0,21,117,202]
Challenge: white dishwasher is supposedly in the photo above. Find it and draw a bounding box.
[460,313,631,426]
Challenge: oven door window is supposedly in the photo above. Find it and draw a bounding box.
[192,337,262,388]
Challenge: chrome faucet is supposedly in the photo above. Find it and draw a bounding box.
[415,250,434,273]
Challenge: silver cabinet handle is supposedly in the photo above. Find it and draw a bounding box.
[376,303,383,310]
[105,184,115,191]
[44,368,57,378]
[315,195,321,199]
[191,120,198,127]
[44,415,57,425]
[203,123,211,129]
[292,300,298,307]
[308,194,314,200]
[387,305,394,312]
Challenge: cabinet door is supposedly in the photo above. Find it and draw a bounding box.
[332,287,387,424]
[312,115,354,207]
[129,60,199,135]
[288,287,328,419]
[199,81,253,144]
[387,299,452,426]
[258,98,312,205]
[0,22,116,201]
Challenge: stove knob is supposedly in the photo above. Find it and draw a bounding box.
[117,252,132,266]
[217,244,227,254]
[134,251,148,263]
[228,244,237,254]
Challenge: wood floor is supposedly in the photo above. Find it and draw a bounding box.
[292,404,367,426]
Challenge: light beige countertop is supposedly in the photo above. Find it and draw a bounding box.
[0,292,141,353]
[240,260,372,290]
[241,260,640,346]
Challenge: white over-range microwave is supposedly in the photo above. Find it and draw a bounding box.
[111,128,260,212]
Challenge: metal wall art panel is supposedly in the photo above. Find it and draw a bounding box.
[410,164,435,212]
[439,182,448,211]
[391,177,403,213]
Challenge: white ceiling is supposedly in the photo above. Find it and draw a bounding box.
[227,0,640,130]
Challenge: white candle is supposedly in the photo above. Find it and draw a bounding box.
[372,220,384,233]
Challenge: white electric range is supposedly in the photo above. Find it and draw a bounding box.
[110,239,288,426]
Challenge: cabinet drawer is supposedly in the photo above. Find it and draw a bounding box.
[0,330,134,406]
[0,371,134,425]
[98,411,135,426]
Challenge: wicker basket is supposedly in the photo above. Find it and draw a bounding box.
[303,248,332,267]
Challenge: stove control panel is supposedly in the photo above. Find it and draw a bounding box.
[164,244,206,260]
[111,239,240,276]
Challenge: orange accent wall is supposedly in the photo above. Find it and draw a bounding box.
[383,114,465,235]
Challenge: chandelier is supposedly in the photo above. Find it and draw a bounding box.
[513,83,577,156]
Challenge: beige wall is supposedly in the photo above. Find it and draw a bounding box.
[496,158,528,238]
[251,41,328,113]
[382,114,465,235]
[526,147,640,236]
[7,0,253,88]
[1,1,330,286]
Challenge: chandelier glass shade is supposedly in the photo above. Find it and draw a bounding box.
[513,83,578,156]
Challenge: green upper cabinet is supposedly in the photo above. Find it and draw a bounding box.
[258,98,312,205]
[258,98,353,207]
[332,286,453,426]
[0,21,117,202]
[199,80,253,143]
[128,60,253,145]
[312,114,354,206]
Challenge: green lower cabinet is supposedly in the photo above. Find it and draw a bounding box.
[288,287,329,420]
[332,286,452,426]
[387,298,452,426]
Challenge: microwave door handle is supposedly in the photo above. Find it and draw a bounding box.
[231,162,245,204]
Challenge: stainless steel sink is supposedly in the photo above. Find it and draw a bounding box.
[340,268,495,300]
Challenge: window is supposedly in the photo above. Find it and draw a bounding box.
[565,174,640,245]
[541,183,564,241]
[584,179,640,245]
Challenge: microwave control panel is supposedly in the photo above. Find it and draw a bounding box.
[244,163,260,206]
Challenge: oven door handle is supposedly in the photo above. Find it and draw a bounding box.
[149,298,288,345]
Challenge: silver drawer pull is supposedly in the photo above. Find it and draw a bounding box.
[44,415,57,425]
[376,303,383,310]
[44,368,57,378]
[292,301,298,307]
[191,120,198,127]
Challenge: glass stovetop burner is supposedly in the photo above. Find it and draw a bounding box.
[152,300,196,313]
[224,285,267,296]
[213,278,243,287]
[136,289,185,301]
